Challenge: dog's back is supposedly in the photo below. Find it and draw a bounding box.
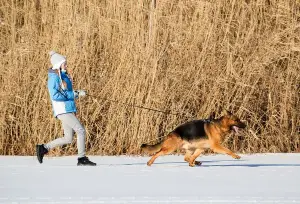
[172,119,209,141]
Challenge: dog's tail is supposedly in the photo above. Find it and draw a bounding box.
[140,141,163,154]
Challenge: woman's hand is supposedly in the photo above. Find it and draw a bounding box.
[74,90,87,98]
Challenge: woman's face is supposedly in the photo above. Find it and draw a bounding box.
[61,62,68,72]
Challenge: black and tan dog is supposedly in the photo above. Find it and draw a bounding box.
[141,111,246,167]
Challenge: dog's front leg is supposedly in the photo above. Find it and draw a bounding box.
[189,149,203,167]
[184,150,193,163]
[211,144,241,159]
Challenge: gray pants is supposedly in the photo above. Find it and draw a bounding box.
[45,113,86,158]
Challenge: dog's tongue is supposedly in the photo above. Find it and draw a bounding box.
[232,126,239,133]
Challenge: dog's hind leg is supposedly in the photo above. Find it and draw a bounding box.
[147,134,182,166]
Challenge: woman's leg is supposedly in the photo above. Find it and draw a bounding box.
[45,113,86,158]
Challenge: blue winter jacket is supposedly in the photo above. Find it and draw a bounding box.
[47,69,77,117]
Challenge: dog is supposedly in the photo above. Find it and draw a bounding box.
[141,111,246,167]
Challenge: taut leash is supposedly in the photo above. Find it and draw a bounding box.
[86,93,198,144]
[87,94,192,117]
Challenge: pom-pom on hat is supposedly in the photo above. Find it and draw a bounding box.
[49,50,66,70]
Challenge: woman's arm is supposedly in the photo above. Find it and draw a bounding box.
[48,76,75,101]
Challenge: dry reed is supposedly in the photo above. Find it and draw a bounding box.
[0,0,299,156]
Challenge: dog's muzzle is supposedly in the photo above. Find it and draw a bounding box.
[231,122,246,133]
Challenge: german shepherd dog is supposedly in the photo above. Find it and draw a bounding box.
[141,111,246,167]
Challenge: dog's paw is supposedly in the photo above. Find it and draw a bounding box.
[233,154,241,159]
[194,161,202,166]
[147,161,152,166]
[189,163,195,167]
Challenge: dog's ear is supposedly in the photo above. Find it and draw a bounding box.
[209,112,216,120]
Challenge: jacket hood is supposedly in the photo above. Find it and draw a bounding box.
[48,68,57,73]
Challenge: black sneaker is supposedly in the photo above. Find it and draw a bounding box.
[77,156,96,166]
[36,144,48,164]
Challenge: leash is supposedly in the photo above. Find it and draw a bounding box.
[86,94,191,117]
[86,93,198,144]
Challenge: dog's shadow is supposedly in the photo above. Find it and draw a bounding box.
[102,159,243,166]
[105,160,300,167]
[201,163,300,167]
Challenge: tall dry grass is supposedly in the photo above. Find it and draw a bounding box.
[0,0,299,156]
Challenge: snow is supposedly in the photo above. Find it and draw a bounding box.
[1,154,300,204]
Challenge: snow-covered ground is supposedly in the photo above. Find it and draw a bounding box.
[1,154,300,204]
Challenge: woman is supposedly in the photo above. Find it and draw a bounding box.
[36,51,96,166]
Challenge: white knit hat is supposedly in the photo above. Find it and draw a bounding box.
[49,50,66,70]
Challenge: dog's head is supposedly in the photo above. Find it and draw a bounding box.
[220,111,246,133]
